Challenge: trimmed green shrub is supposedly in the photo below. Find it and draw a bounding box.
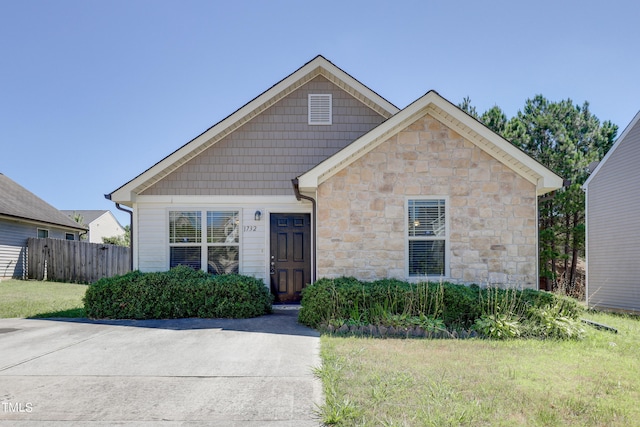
[299,278,483,329]
[84,266,272,319]
[440,283,482,326]
[297,277,361,328]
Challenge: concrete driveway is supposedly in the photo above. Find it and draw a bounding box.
[0,306,322,426]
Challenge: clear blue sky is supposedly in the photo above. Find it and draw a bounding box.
[2,1,639,226]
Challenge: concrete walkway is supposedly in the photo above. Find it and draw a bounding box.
[0,306,322,425]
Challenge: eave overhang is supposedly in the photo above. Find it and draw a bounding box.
[107,56,399,204]
[298,91,563,196]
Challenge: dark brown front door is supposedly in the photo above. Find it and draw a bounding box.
[270,213,311,303]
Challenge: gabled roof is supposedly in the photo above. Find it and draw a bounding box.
[0,174,87,231]
[583,110,640,189]
[298,90,563,196]
[108,55,400,204]
[61,210,117,227]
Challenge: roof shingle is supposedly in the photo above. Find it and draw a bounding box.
[0,174,87,231]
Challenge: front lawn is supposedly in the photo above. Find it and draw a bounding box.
[316,311,640,426]
[0,279,87,318]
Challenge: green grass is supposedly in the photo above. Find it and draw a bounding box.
[316,311,640,426]
[0,279,87,318]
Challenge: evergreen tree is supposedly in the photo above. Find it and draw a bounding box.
[480,106,507,136]
[461,95,617,296]
[458,97,507,135]
[504,96,616,294]
[458,96,479,119]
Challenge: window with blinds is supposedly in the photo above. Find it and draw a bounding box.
[207,211,239,244]
[169,210,239,274]
[308,94,332,125]
[169,211,203,270]
[169,211,201,243]
[206,211,239,275]
[407,199,447,277]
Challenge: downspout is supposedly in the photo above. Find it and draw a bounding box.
[291,178,316,283]
[104,194,133,271]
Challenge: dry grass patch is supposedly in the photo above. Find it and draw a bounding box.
[317,312,640,426]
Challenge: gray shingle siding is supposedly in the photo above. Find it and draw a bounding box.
[141,76,386,196]
[0,220,30,278]
[586,116,640,312]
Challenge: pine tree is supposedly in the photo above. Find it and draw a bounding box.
[460,95,617,296]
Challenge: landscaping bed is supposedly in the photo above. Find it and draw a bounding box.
[299,277,585,340]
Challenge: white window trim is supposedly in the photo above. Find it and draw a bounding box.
[405,196,450,280]
[65,233,75,241]
[308,94,332,125]
[37,228,49,238]
[167,209,241,274]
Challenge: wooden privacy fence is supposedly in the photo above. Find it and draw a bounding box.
[27,238,131,283]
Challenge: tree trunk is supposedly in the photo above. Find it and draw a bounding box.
[564,212,571,289]
[549,201,557,291]
[569,211,580,296]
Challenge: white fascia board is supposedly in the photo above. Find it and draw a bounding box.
[583,110,640,190]
[318,62,399,116]
[110,56,398,202]
[299,91,563,195]
[298,92,437,191]
[110,87,301,201]
[536,175,565,196]
[296,119,398,190]
[108,189,135,206]
[431,96,563,194]
[135,194,302,206]
[111,59,325,202]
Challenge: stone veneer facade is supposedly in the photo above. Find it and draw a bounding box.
[316,114,538,287]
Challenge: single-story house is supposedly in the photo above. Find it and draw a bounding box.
[107,56,562,302]
[61,210,126,244]
[0,173,87,279]
[583,111,640,313]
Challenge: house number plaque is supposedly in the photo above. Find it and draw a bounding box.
[244,226,257,232]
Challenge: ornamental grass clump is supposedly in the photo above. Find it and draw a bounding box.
[473,285,525,339]
[472,284,585,340]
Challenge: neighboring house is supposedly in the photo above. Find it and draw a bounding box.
[61,210,125,244]
[107,56,562,302]
[583,111,640,313]
[0,174,87,279]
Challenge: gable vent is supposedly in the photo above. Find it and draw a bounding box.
[308,94,332,125]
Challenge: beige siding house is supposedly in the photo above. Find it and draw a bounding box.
[107,56,562,302]
[583,111,640,313]
[61,210,126,244]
